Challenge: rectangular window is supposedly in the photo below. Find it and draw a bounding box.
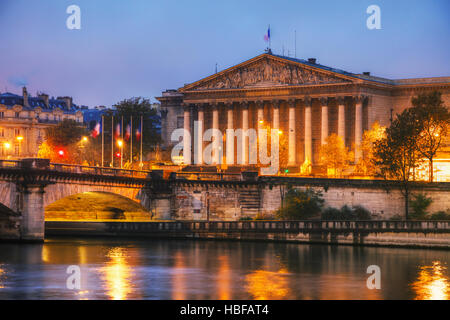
[15,112,20,118]
[177,116,184,129]
[14,128,20,136]
[0,112,4,119]
[15,143,19,155]
[0,128,4,137]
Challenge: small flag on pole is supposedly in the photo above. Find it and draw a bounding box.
[91,121,101,138]
[115,122,121,138]
[125,122,131,141]
[264,26,270,42]
[135,122,141,141]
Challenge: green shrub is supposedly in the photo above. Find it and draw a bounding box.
[321,207,341,220]
[410,194,432,220]
[239,216,253,221]
[276,188,324,220]
[321,205,372,220]
[429,211,450,221]
[353,206,372,220]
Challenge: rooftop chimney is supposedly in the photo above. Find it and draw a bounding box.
[307,58,317,64]
[38,93,49,108]
[22,87,29,107]
[58,96,73,110]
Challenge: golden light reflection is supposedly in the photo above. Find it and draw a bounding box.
[411,261,450,300]
[217,255,231,300]
[102,247,133,300]
[245,268,291,300]
[0,264,5,289]
[172,251,186,300]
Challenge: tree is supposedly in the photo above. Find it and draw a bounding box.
[276,188,324,220]
[356,121,386,177]
[40,119,90,164]
[373,108,422,219]
[319,134,353,178]
[410,91,450,182]
[112,97,161,163]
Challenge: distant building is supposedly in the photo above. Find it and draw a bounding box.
[157,51,450,180]
[0,87,84,159]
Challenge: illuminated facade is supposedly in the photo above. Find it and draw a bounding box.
[159,52,450,178]
[0,87,84,159]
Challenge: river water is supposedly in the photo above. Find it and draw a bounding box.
[0,237,449,300]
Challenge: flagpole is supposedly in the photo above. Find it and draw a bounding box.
[101,115,104,167]
[111,115,114,167]
[121,116,123,168]
[130,116,133,165]
[140,115,143,166]
[269,24,271,50]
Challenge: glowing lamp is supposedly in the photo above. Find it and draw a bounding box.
[115,152,121,158]
[3,142,11,149]
[58,150,65,157]
[16,136,24,141]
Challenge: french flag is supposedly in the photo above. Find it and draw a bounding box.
[264,26,270,42]
[125,123,131,141]
[91,122,101,138]
[135,124,141,141]
[115,122,121,138]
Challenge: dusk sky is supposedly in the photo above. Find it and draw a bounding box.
[0,0,449,107]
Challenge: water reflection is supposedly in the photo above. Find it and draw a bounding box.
[0,238,450,299]
[101,247,134,300]
[412,261,450,300]
[246,268,291,300]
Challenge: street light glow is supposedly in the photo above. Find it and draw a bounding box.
[4,142,11,149]
[117,139,123,147]
[16,136,24,141]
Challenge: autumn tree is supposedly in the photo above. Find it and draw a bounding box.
[410,91,450,182]
[373,108,422,219]
[40,119,91,164]
[356,121,386,177]
[319,134,353,178]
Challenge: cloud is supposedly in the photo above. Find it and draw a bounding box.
[7,75,28,87]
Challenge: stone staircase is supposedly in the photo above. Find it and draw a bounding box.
[239,188,261,217]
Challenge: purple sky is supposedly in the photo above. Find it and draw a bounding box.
[0,0,449,107]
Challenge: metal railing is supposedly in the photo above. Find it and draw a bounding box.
[174,171,242,181]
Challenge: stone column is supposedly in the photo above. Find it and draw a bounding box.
[242,103,249,164]
[257,101,264,127]
[337,97,346,144]
[272,100,280,130]
[212,103,220,164]
[183,104,191,164]
[320,97,329,145]
[195,105,204,165]
[19,184,46,241]
[226,102,234,165]
[304,97,312,163]
[288,99,296,166]
[354,96,364,162]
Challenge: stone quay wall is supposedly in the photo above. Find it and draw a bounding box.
[173,178,450,221]
[45,220,450,249]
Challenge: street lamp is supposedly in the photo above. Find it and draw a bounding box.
[117,139,124,168]
[16,136,23,157]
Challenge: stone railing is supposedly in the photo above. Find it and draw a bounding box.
[101,220,450,233]
[0,158,155,179]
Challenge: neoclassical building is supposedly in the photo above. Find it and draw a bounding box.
[158,52,450,175]
[0,87,84,159]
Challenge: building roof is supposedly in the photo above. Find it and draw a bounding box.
[0,89,82,113]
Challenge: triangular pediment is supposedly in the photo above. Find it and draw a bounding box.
[181,54,355,91]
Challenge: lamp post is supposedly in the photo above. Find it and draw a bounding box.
[16,136,23,158]
[117,139,123,168]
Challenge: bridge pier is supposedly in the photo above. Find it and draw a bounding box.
[18,184,46,242]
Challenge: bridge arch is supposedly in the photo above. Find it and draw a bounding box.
[43,183,152,210]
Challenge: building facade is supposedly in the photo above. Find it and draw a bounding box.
[0,87,84,159]
[158,52,450,178]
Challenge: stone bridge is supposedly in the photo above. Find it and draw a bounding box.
[0,159,172,241]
